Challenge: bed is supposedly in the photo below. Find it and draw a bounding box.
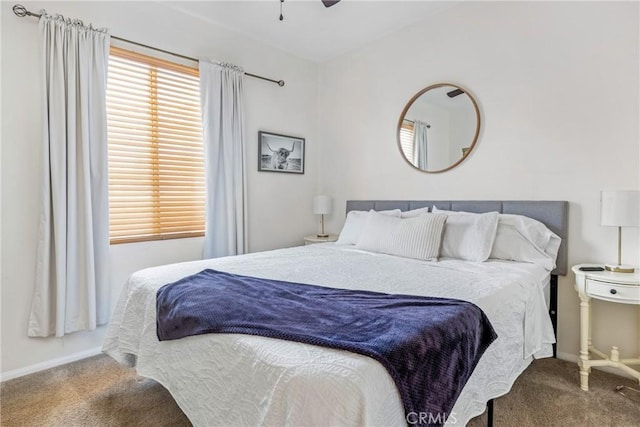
[103,199,568,426]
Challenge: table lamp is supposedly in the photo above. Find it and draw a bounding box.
[601,190,640,273]
[313,195,332,238]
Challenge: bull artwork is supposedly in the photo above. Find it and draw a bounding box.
[267,143,295,170]
[258,131,305,174]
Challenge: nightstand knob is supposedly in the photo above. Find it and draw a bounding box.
[610,289,617,295]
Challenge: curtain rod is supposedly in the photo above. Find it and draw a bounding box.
[403,118,431,128]
[12,4,285,87]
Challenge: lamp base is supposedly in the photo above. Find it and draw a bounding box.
[316,233,329,238]
[604,263,636,273]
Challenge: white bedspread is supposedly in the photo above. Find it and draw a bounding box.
[103,243,555,426]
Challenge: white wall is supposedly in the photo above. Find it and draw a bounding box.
[1,1,318,376]
[318,1,639,360]
[449,101,476,162]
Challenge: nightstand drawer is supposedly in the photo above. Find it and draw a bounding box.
[586,279,640,304]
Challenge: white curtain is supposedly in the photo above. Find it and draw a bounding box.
[412,120,429,170]
[199,61,247,258]
[28,14,110,337]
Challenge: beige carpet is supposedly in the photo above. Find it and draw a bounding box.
[1,355,639,426]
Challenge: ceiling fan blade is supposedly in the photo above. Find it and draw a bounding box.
[321,0,341,7]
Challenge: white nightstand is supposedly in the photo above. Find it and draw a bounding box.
[304,234,338,245]
[572,264,640,391]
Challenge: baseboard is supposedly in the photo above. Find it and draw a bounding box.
[556,351,579,363]
[557,351,637,380]
[0,347,103,382]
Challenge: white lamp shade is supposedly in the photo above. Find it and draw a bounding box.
[313,195,332,215]
[601,190,640,227]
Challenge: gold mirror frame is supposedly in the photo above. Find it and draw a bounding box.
[397,83,481,173]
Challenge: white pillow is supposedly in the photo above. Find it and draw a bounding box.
[498,214,553,249]
[335,209,402,245]
[432,207,499,262]
[356,212,447,261]
[400,206,431,218]
[490,214,561,271]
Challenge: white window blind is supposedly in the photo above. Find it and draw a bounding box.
[399,121,414,162]
[107,46,205,244]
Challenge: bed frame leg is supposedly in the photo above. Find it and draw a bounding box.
[487,398,494,427]
[550,275,558,358]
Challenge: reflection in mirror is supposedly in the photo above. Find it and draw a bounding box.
[397,83,480,173]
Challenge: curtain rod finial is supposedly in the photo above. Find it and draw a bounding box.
[278,80,285,87]
[12,4,28,17]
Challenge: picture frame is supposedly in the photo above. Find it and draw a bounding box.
[258,131,305,174]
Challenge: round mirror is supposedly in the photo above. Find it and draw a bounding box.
[397,83,480,173]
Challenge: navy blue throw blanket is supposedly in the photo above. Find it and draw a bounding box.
[156,269,497,426]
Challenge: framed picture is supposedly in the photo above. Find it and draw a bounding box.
[258,131,305,174]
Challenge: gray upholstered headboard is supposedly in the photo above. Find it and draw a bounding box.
[345,200,569,276]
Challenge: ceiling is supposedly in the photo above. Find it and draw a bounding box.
[161,1,459,63]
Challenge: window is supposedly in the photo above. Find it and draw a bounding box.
[107,46,205,244]
[399,120,414,161]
